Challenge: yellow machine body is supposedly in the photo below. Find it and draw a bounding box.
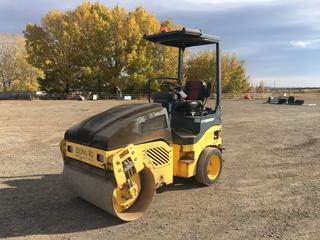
[172,125,222,178]
[63,140,174,187]
[62,125,221,185]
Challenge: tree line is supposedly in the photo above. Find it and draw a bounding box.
[0,2,251,94]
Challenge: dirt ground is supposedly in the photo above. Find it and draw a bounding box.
[0,94,319,240]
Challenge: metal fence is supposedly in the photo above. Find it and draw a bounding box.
[0,92,278,101]
[0,92,35,100]
[97,93,149,100]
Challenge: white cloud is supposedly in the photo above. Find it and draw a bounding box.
[289,39,320,49]
[290,41,311,48]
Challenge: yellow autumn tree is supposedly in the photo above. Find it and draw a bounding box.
[256,80,265,93]
[0,33,42,92]
[24,3,179,94]
[186,50,251,93]
[124,9,180,93]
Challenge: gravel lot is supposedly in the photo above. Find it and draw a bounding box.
[0,95,319,240]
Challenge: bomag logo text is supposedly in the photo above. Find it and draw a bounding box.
[75,146,94,160]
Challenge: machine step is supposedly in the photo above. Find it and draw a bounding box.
[179,159,194,163]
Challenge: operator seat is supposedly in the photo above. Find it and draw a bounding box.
[184,80,208,102]
[174,80,209,114]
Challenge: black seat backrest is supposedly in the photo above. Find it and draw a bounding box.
[184,80,208,102]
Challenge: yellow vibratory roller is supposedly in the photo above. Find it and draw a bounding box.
[61,27,224,221]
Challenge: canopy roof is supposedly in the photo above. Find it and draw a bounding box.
[143,27,220,48]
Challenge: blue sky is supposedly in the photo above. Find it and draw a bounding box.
[0,0,319,87]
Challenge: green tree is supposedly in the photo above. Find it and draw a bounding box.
[186,50,251,93]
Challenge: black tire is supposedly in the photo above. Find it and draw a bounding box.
[195,147,223,186]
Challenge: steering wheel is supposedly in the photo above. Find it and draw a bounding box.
[147,77,180,103]
[161,81,180,93]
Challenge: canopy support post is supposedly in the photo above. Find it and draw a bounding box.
[178,47,184,90]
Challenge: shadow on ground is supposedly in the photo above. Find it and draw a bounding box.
[0,174,203,237]
[157,176,202,193]
[0,174,123,238]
